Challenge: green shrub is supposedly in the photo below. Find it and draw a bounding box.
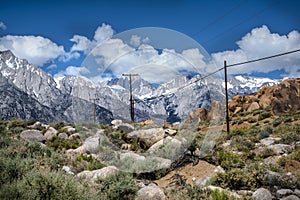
[168,185,235,200]
[258,126,273,140]
[185,186,210,199]
[258,148,276,159]
[0,157,26,186]
[231,113,238,118]
[265,105,271,111]
[247,117,257,123]
[232,136,255,152]
[0,129,10,148]
[50,122,66,130]
[278,149,300,165]
[99,172,139,200]
[240,111,250,117]
[273,117,282,127]
[232,118,244,125]
[211,189,234,200]
[130,139,138,151]
[46,136,80,150]
[281,132,300,145]
[284,117,292,123]
[19,170,91,200]
[290,149,300,162]
[215,150,245,170]
[75,154,106,171]
[227,127,247,140]
[7,118,27,129]
[274,124,300,136]
[258,112,272,121]
[253,109,263,116]
[212,164,265,190]
[57,128,70,134]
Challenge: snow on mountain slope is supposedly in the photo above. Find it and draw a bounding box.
[227,75,279,97]
[0,50,282,124]
[0,50,113,124]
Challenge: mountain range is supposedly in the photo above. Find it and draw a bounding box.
[0,50,280,124]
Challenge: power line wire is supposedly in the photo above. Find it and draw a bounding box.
[139,48,300,101]
[202,0,280,45]
[227,48,300,67]
[192,0,248,37]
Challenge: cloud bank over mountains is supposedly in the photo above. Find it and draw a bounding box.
[0,23,299,80]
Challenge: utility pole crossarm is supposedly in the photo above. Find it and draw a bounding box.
[122,73,139,122]
[122,73,139,77]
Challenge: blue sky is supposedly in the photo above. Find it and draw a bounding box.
[1,0,300,80]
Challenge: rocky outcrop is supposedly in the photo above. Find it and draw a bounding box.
[127,128,165,148]
[20,130,45,142]
[229,78,300,115]
[67,130,108,155]
[136,184,166,200]
[185,100,225,123]
[116,123,135,133]
[252,188,273,200]
[44,127,58,140]
[76,166,119,181]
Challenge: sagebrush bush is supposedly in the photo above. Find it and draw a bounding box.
[247,117,257,123]
[231,118,244,125]
[231,135,255,152]
[253,109,263,116]
[273,117,283,127]
[258,148,276,159]
[19,170,92,200]
[257,126,273,140]
[258,112,272,121]
[226,127,247,140]
[213,164,265,190]
[50,122,66,130]
[74,154,106,171]
[214,149,245,170]
[273,124,300,144]
[46,136,81,150]
[99,172,139,200]
[167,185,235,200]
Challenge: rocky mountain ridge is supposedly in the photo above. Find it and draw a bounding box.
[0,50,113,124]
[0,50,282,125]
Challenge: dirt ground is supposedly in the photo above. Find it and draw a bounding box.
[155,160,218,188]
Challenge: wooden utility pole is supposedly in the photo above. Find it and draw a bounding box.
[122,73,139,122]
[224,61,230,134]
[90,98,99,123]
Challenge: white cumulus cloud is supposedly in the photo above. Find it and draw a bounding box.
[0,35,65,66]
[211,25,300,77]
[54,66,90,78]
[130,35,142,47]
[70,35,93,54]
[80,37,209,83]
[94,23,114,42]
[70,23,114,55]
[69,23,211,83]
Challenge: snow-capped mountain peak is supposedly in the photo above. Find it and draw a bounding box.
[227,75,279,97]
[0,50,283,125]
